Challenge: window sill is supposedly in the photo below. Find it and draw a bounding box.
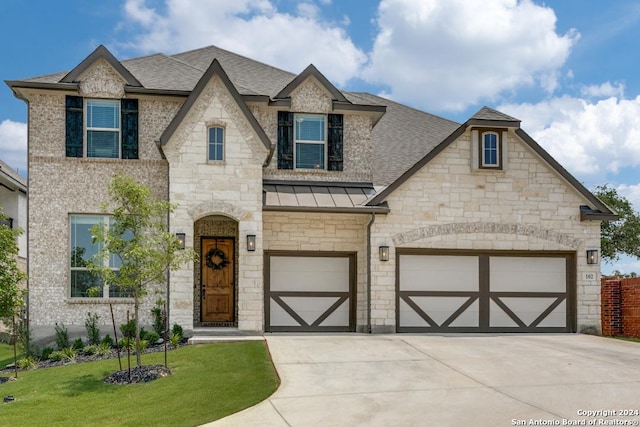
[207,160,225,165]
[66,298,135,304]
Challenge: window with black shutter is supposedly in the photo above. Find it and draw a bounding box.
[121,98,139,159]
[277,111,294,169]
[65,96,84,158]
[327,113,343,171]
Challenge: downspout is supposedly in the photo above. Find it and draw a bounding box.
[157,139,171,329]
[366,212,376,334]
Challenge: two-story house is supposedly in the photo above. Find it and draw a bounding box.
[6,45,614,340]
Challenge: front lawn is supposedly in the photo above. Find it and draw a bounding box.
[0,341,279,427]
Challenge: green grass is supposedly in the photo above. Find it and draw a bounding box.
[612,336,640,343]
[0,342,279,427]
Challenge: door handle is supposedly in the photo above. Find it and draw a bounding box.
[201,286,206,299]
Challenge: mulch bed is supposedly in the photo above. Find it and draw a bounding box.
[104,364,172,384]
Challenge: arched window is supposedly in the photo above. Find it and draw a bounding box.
[208,126,224,161]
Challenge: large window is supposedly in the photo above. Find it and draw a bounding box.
[70,215,128,298]
[295,114,325,169]
[87,100,120,158]
[208,126,224,161]
[481,131,501,168]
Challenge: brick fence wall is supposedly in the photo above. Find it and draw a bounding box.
[601,277,640,337]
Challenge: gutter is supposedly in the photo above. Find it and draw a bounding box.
[366,212,376,334]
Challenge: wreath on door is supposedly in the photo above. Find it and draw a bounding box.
[205,247,229,270]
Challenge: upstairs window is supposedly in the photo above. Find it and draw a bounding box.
[65,95,138,160]
[295,114,325,169]
[87,100,120,158]
[208,126,225,161]
[480,131,501,169]
[277,112,343,171]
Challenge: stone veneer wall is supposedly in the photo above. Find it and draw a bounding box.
[370,129,602,332]
[263,212,369,330]
[163,75,267,332]
[23,61,184,340]
[257,77,373,183]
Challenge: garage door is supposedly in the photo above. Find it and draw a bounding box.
[397,250,575,333]
[265,252,356,332]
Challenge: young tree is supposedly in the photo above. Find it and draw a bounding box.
[593,184,640,262]
[0,206,27,373]
[88,174,195,366]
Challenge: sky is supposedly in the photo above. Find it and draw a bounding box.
[1,0,639,274]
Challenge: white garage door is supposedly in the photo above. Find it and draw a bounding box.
[265,253,356,332]
[397,251,574,333]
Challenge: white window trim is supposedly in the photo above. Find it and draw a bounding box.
[85,99,121,159]
[481,131,500,168]
[294,113,327,170]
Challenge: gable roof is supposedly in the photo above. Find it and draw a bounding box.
[275,64,348,102]
[367,106,616,219]
[60,45,142,87]
[158,58,272,155]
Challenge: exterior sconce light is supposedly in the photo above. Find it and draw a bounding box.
[586,249,598,265]
[247,235,256,252]
[379,246,390,261]
[176,233,186,250]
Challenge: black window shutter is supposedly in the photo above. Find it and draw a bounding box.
[328,113,343,171]
[277,111,294,169]
[121,98,139,159]
[65,95,83,157]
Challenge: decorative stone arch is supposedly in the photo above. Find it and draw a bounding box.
[188,200,251,222]
[392,222,582,249]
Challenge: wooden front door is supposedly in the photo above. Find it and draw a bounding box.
[201,237,235,322]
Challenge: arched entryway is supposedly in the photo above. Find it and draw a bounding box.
[193,215,239,327]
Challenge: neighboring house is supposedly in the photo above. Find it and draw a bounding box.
[6,45,615,340]
[0,157,27,272]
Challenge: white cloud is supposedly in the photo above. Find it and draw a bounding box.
[0,120,27,175]
[120,0,366,86]
[580,81,625,98]
[363,0,578,111]
[616,183,640,208]
[499,95,640,179]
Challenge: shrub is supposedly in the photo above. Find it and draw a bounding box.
[171,323,183,340]
[54,323,70,350]
[41,346,54,360]
[142,331,160,345]
[137,339,149,353]
[169,332,181,347]
[119,319,136,339]
[101,334,114,348]
[118,337,135,351]
[17,356,38,370]
[61,348,77,363]
[151,298,165,336]
[17,319,38,358]
[48,351,65,362]
[85,312,101,345]
[72,338,84,351]
[82,345,99,356]
[97,342,113,356]
[139,327,148,340]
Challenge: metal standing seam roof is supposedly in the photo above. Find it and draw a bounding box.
[263,181,384,212]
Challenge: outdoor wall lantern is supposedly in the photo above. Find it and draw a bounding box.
[176,233,186,250]
[247,235,256,252]
[379,246,390,261]
[586,249,598,265]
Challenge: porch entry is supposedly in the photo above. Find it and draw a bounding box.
[201,237,235,322]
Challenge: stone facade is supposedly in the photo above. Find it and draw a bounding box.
[260,77,373,183]
[163,74,267,332]
[370,129,602,332]
[21,62,181,340]
[16,46,608,340]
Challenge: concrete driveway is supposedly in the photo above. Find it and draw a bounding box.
[209,334,640,426]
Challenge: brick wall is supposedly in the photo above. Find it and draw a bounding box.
[601,277,640,337]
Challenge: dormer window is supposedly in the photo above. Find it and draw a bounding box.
[295,114,325,169]
[277,111,343,171]
[477,129,503,169]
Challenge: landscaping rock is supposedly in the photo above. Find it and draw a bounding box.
[104,364,172,385]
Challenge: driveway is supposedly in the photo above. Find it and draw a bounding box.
[208,334,640,426]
